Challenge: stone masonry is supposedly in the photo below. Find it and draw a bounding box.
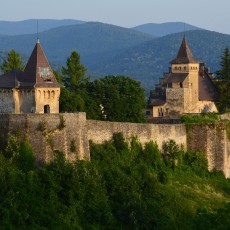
[0,113,229,178]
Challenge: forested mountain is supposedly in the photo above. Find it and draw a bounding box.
[132,22,202,37]
[94,30,230,92]
[0,22,153,69]
[0,22,230,93]
[0,19,85,35]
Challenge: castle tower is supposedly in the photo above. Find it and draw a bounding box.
[23,39,60,113]
[0,40,60,114]
[167,36,200,115]
[146,36,218,119]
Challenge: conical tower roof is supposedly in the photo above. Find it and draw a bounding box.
[170,36,199,64]
[22,39,60,87]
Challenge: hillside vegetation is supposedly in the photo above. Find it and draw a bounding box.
[0,134,229,229]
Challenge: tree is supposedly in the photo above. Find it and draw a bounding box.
[85,76,146,122]
[59,87,85,112]
[0,49,24,73]
[215,47,230,112]
[62,51,88,90]
[216,47,230,80]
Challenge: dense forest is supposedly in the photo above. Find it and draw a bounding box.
[0,134,229,229]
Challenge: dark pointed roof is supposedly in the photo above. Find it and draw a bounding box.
[0,69,23,88]
[0,40,60,89]
[171,36,199,64]
[22,39,60,87]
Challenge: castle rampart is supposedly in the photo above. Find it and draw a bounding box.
[0,113,229,178]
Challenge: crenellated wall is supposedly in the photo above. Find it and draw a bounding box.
[0,113,229,177]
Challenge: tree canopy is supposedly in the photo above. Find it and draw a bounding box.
[85,76,146,122]
[215,47,230,112]
[0,135,229,229]
[59,50,146,123]
[0,49,24,73]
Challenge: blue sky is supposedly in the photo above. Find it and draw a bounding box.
[2,0,230,34]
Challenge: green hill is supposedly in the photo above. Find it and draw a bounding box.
[132,22,203,37]
[0,22,153,68]
[0,135,229,229]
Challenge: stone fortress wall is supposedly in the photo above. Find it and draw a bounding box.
[0,113,229,178]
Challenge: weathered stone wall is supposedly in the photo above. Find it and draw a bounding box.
[16,89,36,113]
[166,88,185,117]
[0,113,90,165]
[0,113,229,177]
[87,120,187,150]
[186,123,230,178]
[0,90,15,113]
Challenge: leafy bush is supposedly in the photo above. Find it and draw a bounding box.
[181,113,220,123]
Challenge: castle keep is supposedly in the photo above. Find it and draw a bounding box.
[0,40,60,114]
[146,36,219,118]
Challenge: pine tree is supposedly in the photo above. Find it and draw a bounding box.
[0,49,24,73]
[62,51,88,90]
[216,47,230,112]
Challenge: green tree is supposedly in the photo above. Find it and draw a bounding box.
[216,47,230,112]
[53,70,62,83]
[0,49,24,73]
[86,76,146,122]
[62,51,88,90]
[216,47,230,80]
[59,87,85,112]
[12,139,35,172]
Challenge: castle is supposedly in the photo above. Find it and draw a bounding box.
[0,38,229,178]
[0,40,60,114]
[146,36,219,118]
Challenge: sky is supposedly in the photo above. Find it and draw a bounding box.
[1,0,230,34]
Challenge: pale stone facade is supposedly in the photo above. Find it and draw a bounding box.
[0,40,60,114]
[147,36,219,118]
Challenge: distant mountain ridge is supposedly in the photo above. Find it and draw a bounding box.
[92,30,230,92]
[0,19,85,35]
[132,22,203,37]
[0,20,229,95]
[0,21,153,67]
